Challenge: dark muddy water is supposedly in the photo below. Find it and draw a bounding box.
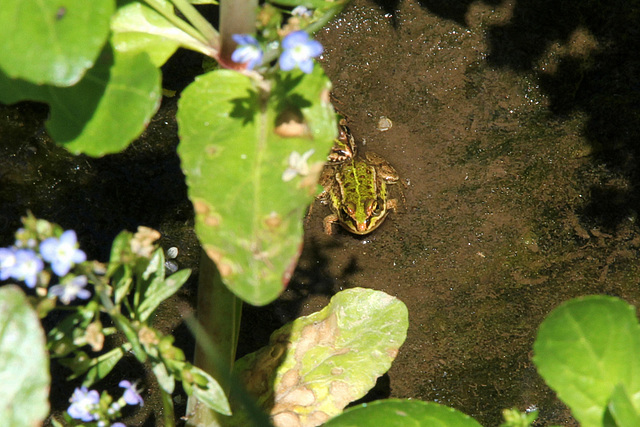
[2,0,640,425]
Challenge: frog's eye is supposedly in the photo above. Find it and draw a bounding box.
[365,199,377,216]
[371,199,384,216]
[344,203,356,216]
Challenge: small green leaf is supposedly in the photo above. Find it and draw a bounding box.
[107,230,134,276]
[138,269,191,322]
[0,285,50,426]
[232,288,408,425]
[152,359,176,394]
[59,351,93,379]
[48,311,89,357]
[113,265,134,305]
[0,0,114,86]
[177,68,335,305]
[143,249,166,281]
[112,313,147,363]
[533,296,640,427]
[188,365,231,416]
[83,347,125,387]
[501,408,538,427]
[0,46,161,157]
[324,399,483,427]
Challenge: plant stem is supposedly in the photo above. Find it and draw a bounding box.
[160,387,176,427]
[185,250,243,426]
[171,0,220,46]
[219,0,258,67]
[143,0,213,47]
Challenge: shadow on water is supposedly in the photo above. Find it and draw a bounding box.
[396,0,640,232]
[317,0,640,424]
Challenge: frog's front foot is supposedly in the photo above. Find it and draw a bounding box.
[323,213,339,235]
[387,198,398,213]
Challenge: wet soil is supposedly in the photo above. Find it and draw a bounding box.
[259,0,640,424]
[2,0,640,425]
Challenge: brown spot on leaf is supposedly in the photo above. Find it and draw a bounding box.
[295,314,339,361]
[272,411,301,427]
[204,246,234,277]
[330,367,344,376]
[277,387,316,406]
[330,381,352,409]
[193,200,221,226]
[275,109,309,138]
[204,214,221,227]
[205,145,219,156]
[264,211,282,229]
[193,199,210,215]
[320,88,331,104]
[295,324,319,360]
[307,411,330,425]
[279,369,300,391]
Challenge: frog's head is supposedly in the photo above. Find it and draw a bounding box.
[338,198,387,235]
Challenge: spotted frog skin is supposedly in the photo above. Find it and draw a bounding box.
[320,125,400,235]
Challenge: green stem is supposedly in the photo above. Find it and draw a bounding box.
[185,250,243,426]
[172,0,220,46]
[143,0,212,47]
[160,387,176,427]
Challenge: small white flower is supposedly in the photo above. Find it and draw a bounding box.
[292,6,312,17]
[282,149,315,182]
[49,275,91,304]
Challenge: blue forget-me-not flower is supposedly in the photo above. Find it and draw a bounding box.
[49,275,91,304]
[0,247,17,280]
[68,386,100,422]
[119,380,144,406]
[40,230,86,277]
[231,34,264,70]
[279,30,323,74]
[10,249,43,288]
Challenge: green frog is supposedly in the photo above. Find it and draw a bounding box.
[320,124,400,235]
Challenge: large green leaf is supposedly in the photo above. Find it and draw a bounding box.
[231,288,408,425]
[177,68,335,305]
[0,0,114,86]
[0,46,161,156]
[324,399,482,427]
[533,296,640,426]
[111,0,197,67]
[0,285,50,426]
